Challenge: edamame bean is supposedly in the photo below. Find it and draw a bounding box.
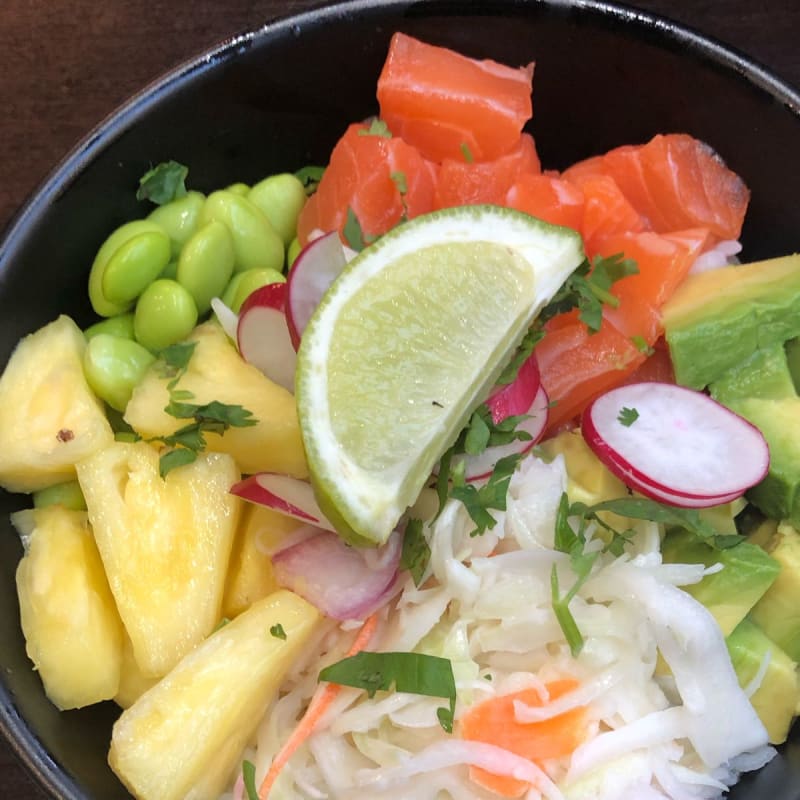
[160,260,178,280]
[88,220,168,317]
[176,220,235,314]
[287,237,302,270]
[147,191,206,257]
[134,279,198,352]
[225,183,250,197]
[248,173,307,247]
[83,333,157,412]
[221,267,286,313]
[33,480,87,511]
[84,313,136,341]
[200,190,284,274]
[102,230,171,305]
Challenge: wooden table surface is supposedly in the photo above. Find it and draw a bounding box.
[0,0,798,797]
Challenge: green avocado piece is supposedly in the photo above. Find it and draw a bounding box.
[661,529,780,636]
[787,337,800,393]
[726,618,800,744]
[750,523,800,662]
[710,343,800,526]
[662,254,800,389]
[711,342,798,403]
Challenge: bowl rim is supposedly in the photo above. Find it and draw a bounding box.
[1,0,799,797]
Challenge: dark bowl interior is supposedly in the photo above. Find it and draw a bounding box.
[1,0,800,797]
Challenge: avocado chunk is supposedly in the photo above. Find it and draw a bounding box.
[726,618,799,744]
[787,337,800,393]
[662,254,800,389]
[661,529,780,636]
[710,344,800,525]
[750,523,800,661]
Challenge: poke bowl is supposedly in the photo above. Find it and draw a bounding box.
[1,1,800,799]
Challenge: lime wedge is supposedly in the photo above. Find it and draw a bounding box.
[296,205,584,545]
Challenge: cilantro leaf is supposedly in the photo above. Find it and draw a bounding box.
[294,165,326,196]
[390,170,408,195]
[343,207,375,252]
[631,335,655,355]
[136,160,188,205]
[242,760,259,800]
[318,651,456,732]
[270,623,287,640]
[401,518,431,587]
[617,406,639,427]
[539,253,639,333]
[495,327,544,385]
[159,447,198,478]
[459,142,474,163]
[359,118,392,138]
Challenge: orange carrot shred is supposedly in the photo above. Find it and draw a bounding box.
[460,678,588,798]
[257,613,380,799]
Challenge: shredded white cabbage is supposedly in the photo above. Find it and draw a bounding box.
[244,450,773,799]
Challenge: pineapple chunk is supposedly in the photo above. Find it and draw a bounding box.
[13,506,123,709]
[0,315,114,492]
[115,633,158,709]
[124,322,308,477]
[223,504,303,618]
[77,441,241,677]
[109,589,321,800]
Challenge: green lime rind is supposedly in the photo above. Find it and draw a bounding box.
[296,205,585,546]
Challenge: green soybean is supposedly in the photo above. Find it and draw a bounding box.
[88,220,168,317]
[160,260,178,280]
[200,190,284,274]
[147,190,206,257]
[176,220,235,314]
[134,279,198,352]
[102,230,171,305]
[33,480,87,511]
[248,173,307,247]
[225,182,250,197]
[221,267,286,313]
[84,313,136,341]
[287,237,302,270]
[83,333,157,412]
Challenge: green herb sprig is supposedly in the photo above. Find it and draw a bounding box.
[319,651,456,732]
[539,252,639,333]
[136,160,188,205]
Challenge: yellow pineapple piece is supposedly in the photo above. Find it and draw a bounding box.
[13,506,123,709]
[76,441,241,677]
[124,322,308,477]
[109,589,321,800]
[223,503,303,618]
[0,315,114,492]
[115,633,158,709]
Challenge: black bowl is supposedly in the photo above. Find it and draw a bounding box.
[1,1,799,797]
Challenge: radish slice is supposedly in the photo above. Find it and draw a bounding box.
[237,283,296,392]
[286,231,356,349]
[456,385,550,482]
[272,529,402,620]
[230,473,336,532]
[210,296,239,341]
[485,352,540,424]
[581,382,769,506]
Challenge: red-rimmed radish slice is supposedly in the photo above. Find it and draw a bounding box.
[457,385,550,482]
[237,283,296,392]
[272,529,402,620]
[485,351,540,424]
[230,473,336,532]
[286,231,356,349]
[581,382,769,506]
